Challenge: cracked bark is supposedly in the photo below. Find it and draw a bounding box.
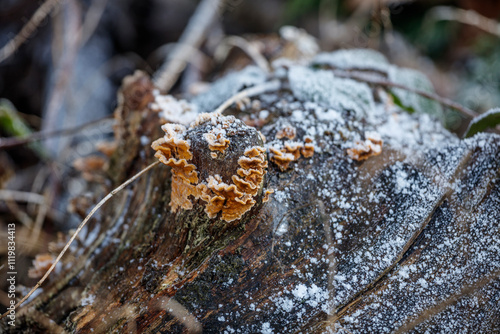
[4,72,500,334]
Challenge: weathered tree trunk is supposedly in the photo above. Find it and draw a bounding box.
[4,49,500,334]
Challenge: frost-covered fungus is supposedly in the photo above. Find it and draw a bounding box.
[269,147,295,171]
[269,138,315,171]
[301,137,314,158]
[276,125,297,140]
[152,113,268,222]
[347,131,383,161]
[187,114,267,222]
[232,146,268,196]
[199,175,255,222]
[151,124,199,212]
[204,128,230,153]
[151,124,197,183]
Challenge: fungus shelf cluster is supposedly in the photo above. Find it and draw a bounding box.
[152,113,268,222]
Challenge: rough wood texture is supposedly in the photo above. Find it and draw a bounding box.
[3,49,500,333]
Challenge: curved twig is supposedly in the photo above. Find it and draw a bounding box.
[424,6,500,38]
[214,36,271,72]
[213,80,281,115]
[333,70,478,118]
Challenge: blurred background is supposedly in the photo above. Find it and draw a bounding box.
[0,0,499,313]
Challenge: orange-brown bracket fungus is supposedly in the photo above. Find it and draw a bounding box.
[269,137,315,171]
[152,113,268,222]
[347,131,383,161]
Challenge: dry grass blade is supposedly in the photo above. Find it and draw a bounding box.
[425,6,500,38]
[0,161,160,321]
[153,0,225,92]
[0,190,45,204]
[0,0,63,64]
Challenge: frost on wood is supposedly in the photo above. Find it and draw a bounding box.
[11,48,500,334]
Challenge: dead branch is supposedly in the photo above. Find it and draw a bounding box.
[213,80,281,115]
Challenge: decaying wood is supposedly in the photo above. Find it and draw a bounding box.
[2,49,500,334]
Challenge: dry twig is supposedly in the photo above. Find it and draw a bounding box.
[333,70,478,118]
[0,116,114,149]
[213,80,281,115]
[153,0,225,92]
[0,0,64,63]
[155,297,203,334]
[214,36,271,72]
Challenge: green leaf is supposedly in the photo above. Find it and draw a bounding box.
[464,108,500,138]
[0,98,46,156]
[0,99,33,138]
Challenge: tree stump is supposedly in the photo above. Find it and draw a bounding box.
[4,48,500,334]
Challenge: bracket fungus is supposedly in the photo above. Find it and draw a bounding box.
[152,113,268,222]
[275,125,297,140]
[347,132,383,161]
[269,136,315,171]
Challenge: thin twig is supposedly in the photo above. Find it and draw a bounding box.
[214,36,271,72]
[213,80,281,115]
[4,200,34,228]
[0,0,64,64]
[30,191,50,248]
[0,190,46,204]
[425,6,500,38]
[79,0,109,47]
[394,269,500,334]
[153,0,225,92]
[0,161,160,320]
[0,115,114,149]
[332,70,478,118]
[149,43,212,70]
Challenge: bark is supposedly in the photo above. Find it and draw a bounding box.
[4,59,500,334]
